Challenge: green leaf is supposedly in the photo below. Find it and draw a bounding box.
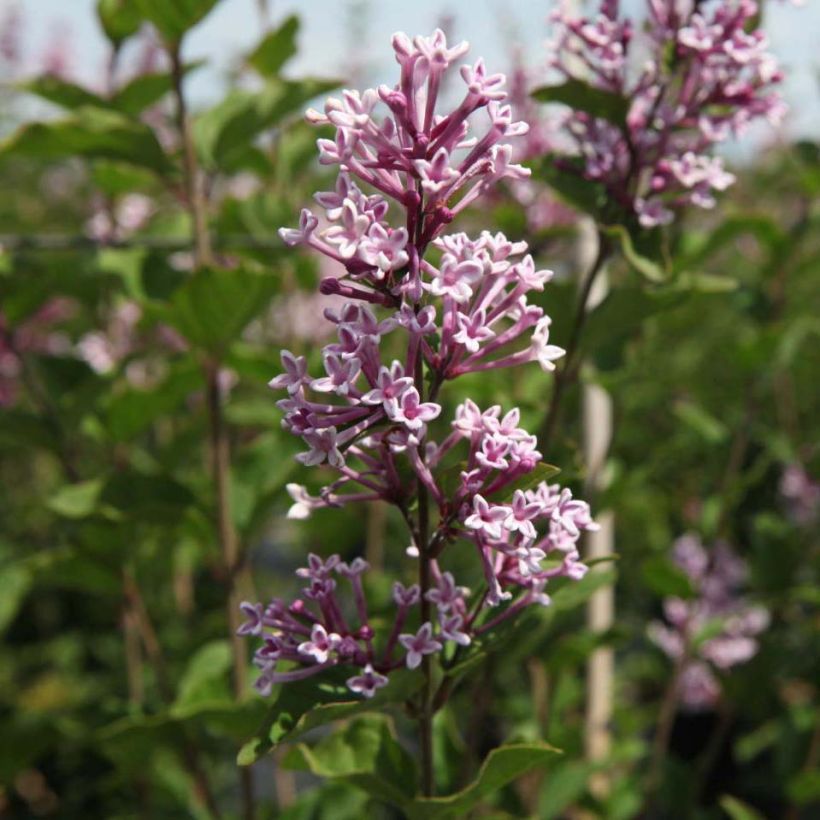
[174,640,232,709]
[532,78,630,128]
[787,770,820,805]
[719,795,766,820]
[641,555,696,599]
[529,155,608,218]
[673,400,729,444]
[672,272,739,293]
[97,0,143,47]
[247,15,300,76]
[238,667,422,766]
[551,568,617,611]
[194,78,340,171]
[0,562,32,633]
[0,107,173,177]
[494,463,561,502]
[113,63,204,115]
[20,75,107,111]
[283,715,417,808]
[103,362,202,442]
[133,0,219,44]
[158,266,279,355]
[101,470,196,523]
[407,742,562,819]
[602,224,668,283]
[47,479,104,519]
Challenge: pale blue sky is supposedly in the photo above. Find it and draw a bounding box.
[7,0,819,139]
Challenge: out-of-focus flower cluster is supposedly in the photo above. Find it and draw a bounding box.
[779,462,820,526]
[0,299,75,407]
[549,0,786,227]
[241,30,595,699]
[649,535,768,710]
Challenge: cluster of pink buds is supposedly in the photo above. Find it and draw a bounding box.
[648,535,768,710]
[241,30,596,699]
[548,0,787,226]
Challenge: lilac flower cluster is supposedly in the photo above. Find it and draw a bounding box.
[240,30,596,698]
[648,535,768,710]
[548,0,786,227]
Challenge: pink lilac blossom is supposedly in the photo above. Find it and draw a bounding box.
[779,462,820,525]
[648,534,769,711]
[241,29,596,699]
[0,299,75,407]
[548,0,787,227]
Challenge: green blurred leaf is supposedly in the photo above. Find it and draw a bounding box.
[641,555,696,599]
[283,715,417,808]
[20,75,107,110]
[0,561,32,633]
[103,362,202,442]
[673,400,729,444]
[101,470,196,522]
[494,463,561,502]
[194,78,340,172]
[551,568,617,612]
[529,155,607,218]
[673,272,739,293]
[97,0,143,47]
[133,0,219,44]
[719,795,766,820]
[0,107,173,177]
[47,479,103,519]
[787,770,820,805]
[407,742,562,819]
[603,224,668,282]
[247,15,299,76]
[174,640,232,708]
[532,79,629,128]
[113,63,204,115]
[238,668,422,766]
[158,266,279,355]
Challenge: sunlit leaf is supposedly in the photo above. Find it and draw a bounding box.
[283,715,417,808]
[532,79,630,128]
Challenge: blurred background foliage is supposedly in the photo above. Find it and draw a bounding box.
[0,0,818,818]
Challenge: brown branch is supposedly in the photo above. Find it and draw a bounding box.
[170,40,254,820]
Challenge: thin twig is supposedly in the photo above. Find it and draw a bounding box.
[170,41,254,820]
[538,233,612,451]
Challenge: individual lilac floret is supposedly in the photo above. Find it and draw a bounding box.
[546,0,787,226]
[648,535,769,711]
[399,623,444,670]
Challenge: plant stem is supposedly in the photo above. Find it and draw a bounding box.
[123,571,222,818]
[538,233,611,451]
[170,42,253,820]
[645,652,685,807]
[170,46,212,267]
[415,349,435,796]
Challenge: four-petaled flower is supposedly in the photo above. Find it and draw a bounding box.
[399,623,444,669]
[346,664,389,698]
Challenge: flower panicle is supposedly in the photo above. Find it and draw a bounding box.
[549,0,788,226]
[245,29,594,699]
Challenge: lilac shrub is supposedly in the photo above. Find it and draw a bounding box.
[239,30,597,699]
[548,0,786,227]
[648,535,768,710]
